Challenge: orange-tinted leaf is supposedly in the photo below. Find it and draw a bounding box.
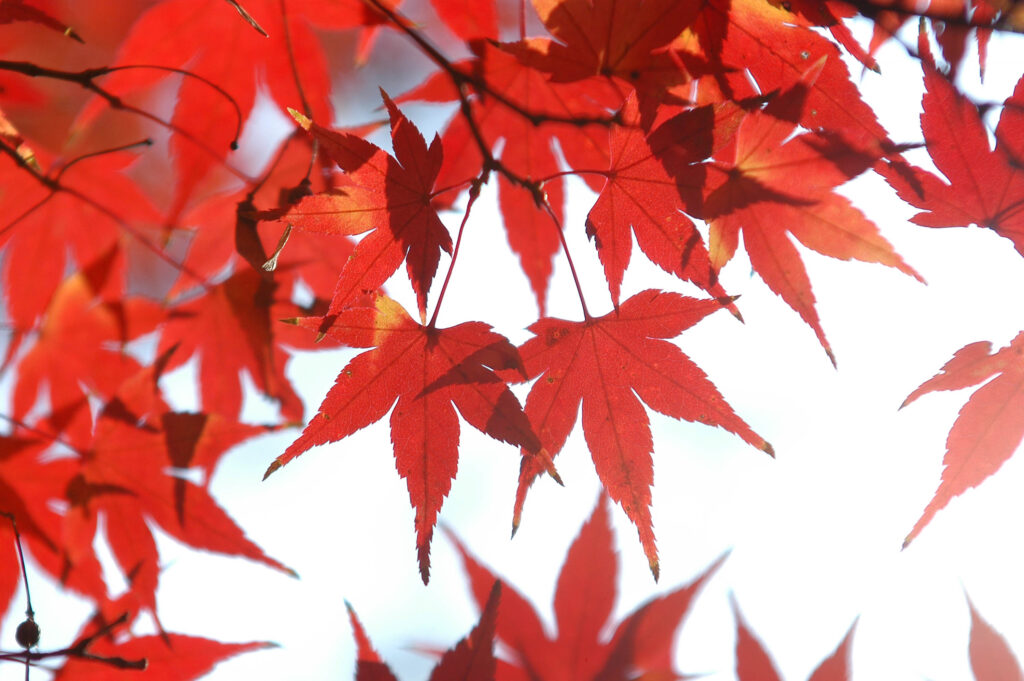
[968,597,1024,681]
[0,148,160,328]
[512,291,770,577]
[693,0,889,150]
[281,95,452,322]
[10,267,160,419]
[508,0,702,106]
[83,0,385,215]
[57,357,294,613]
[900,331,1024,546]
[701,73,921,362]
[880,29,1024,257]
[267,294,538,582]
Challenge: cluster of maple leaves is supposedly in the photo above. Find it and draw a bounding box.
[1,0,1023,677]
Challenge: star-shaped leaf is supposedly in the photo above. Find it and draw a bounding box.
[511,290,771,577]
[266,293,541,582]
[275,93,452,324]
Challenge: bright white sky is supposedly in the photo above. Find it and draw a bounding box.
[3,14,1024,681]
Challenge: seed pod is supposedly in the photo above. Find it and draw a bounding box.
[15,618,40,649]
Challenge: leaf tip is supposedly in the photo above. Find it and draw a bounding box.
[262,459,282,480]
[288,108,312,131]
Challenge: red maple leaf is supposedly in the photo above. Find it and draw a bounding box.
[157,268,304,422]
[54,353,293,616]
[510,290,770,578]
[274,93,452,324]
[968,596,1024,681]
[8,262,162,420]
[880,26,1024,257]
[53,634,273,681]
[1,435,107,616]
[734,599,855,680]
[77,0,390,216]
[0,145,161,328]
[506,0,702,108]
[429,0,498,40]
[450,494,723,680]
[265,293,541,583]
[899,331,1024,547]
[690,0,890,150]
[698,68,921,362]
[0,0,82,40]
[346,580,501,681]
[398,41,611,314]
[586,93,738,308]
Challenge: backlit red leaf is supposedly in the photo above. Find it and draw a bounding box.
[586,94,734,308]
[450,495,722,681]
[734,600,854,681]
[701,71,921,362]
[900,331,1024,546]
[880,28,1024,256]
[512,290,771,577]
[969,597,1024,681]
[279,95,452,322]
[346,581,502,681]
[53,634,273,681]
[266,293,539,582]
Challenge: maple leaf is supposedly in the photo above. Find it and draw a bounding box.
[398,42,611,314]
[51,354,295,616]
[864,1,1000,81]
[79,0,390,215]
[265,293,541,583]
[0,0,83,40]
[777,0,879,72]
[9,262,162,420]
[733,599,855,681]
[1,435,108,617]
[449,494,723,681]
[157,268,304,422]
[506,0,702,108]
[430,0,498,40]
[899,331,1024,547]
[511,290,771,578]
[0,146,161,328]
[346,580,501,681]
[698,68,922,362]
[690,0,890,150]
[275,93,452,324]
[879,27,1024,257]
[968,596,1024,681]
[53,634,273,681]
[586,93,738,309]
